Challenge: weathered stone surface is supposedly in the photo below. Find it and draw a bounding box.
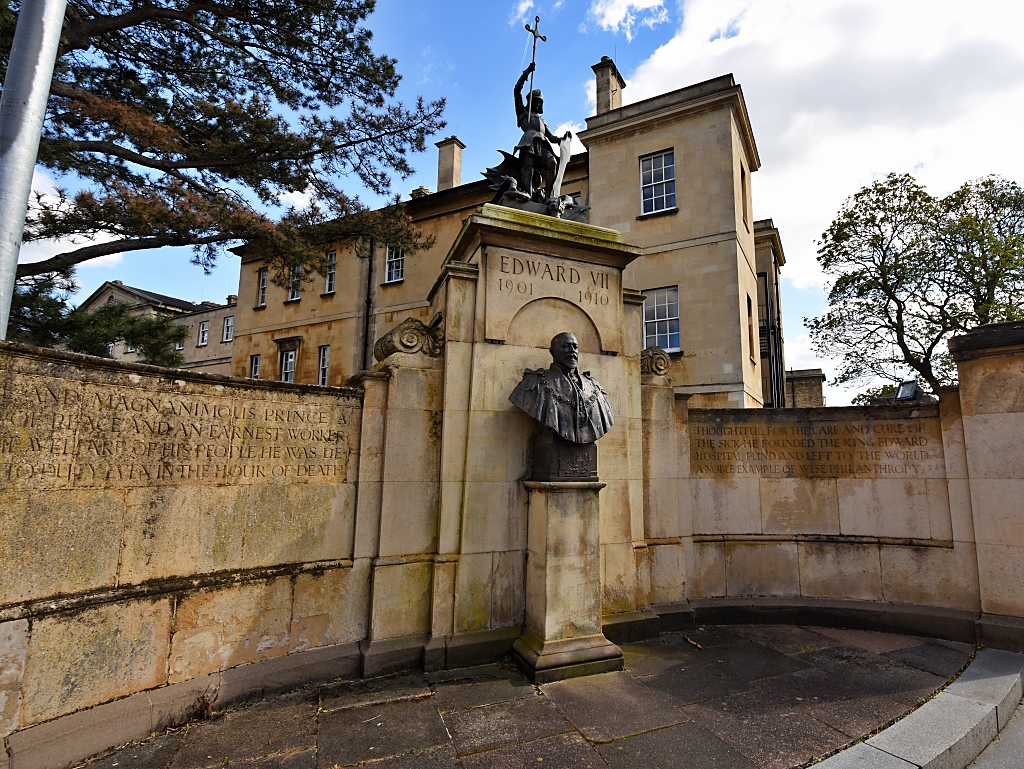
[20,599,171,725]
[798,543,883,601]
[168,580,292,683]
[0,619,28,738]
[0,489,123,604]
[291,562,370,649]
[370,562,433,641]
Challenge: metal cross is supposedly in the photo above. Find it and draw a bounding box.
[524,15,546,125]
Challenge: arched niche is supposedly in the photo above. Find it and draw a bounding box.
[505,297,602,354]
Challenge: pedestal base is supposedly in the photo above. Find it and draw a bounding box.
[512,627,623,683]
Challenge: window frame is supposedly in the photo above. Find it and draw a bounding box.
[641,286,681,353]
[256,267,268,307]
[197,320,209,347]
[324,251,336,294]
[286,265,302,301]
[175,338,185,351]
[250,354,261,379]
[222,315,234,343]
[124,341,135,353]
[280,350,296,382]
[639,149,676,216]
[384,245,404,284]
[317,345,330,386]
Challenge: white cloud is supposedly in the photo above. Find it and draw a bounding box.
[589,0,669,41]
[16,169,123,270]
[624,0,1024,293]
[510,0,534,25]
[553,121,587,155]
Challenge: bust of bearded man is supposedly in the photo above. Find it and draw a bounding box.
[509,332,615,444]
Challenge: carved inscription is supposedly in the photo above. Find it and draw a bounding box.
[690,413,944,479]
[485,247,623,352]
[0,377,359,489]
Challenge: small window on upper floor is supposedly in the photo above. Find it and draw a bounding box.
[175,338,185,351]
[741,165,749,230]
[124,341,135,353]
[250,354,261,379]
[642,287,681,353]
[287,265,302,301]
[197,320,209,347]
[640,150,676,215]
[222,316,234,343]
[324,251,336,294]
[385,245,404,284]
[256,267,268,307]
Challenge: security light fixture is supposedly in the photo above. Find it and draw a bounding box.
[894,380,919,401]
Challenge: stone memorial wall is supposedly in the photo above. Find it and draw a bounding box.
[0,343,367,760]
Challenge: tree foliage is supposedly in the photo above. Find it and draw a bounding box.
[808,173,1024,392]
[9,268,189,365]
[0,0,445,283]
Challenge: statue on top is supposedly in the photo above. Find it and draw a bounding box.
[483,17,589,222]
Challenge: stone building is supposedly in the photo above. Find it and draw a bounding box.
[229,61,795,408]
[77,280,237,375]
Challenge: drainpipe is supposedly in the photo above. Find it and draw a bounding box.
[361,238,375,370]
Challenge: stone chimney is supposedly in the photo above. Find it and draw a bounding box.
[410,185,431,199]
[227,294,238,306]
[435,135,465,191]
[592,56,626,115]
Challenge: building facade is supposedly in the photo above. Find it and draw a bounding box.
[226,61,792,408]
[77,280,237,375]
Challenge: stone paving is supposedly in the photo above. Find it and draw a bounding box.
[75,625,976,769]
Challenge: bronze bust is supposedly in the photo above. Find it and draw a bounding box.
[510,333,614,481]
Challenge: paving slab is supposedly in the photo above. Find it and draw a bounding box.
[946,649,1024,730]
[540,670,688,742]
[731,625,841,656]
[868,690,997,769]
[686,682,851,769]
[432,673,536,713]
[619,636,707,676]
[812,628,924,654]
[709,641,812,681]
[969,701,1024,768]
[82,733,184,769]
[884,642,973,678]
[760,668,907,738]
[460,733,609,768]
[688,627,749,648]
[317,696,451,767]
[814,742,917,768]
[805,644,947,706]
[232,750,316,768]
[442,694,574,755]
[361,745,463,768]
[319,673,431,712]
[638,663,750,706]
[595,722,756,769]
[169,694,317,769]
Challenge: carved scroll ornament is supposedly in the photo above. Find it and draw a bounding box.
[373,317,444,362]
[640,346,671,376]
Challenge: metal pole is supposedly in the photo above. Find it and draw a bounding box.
[0,0,67,340]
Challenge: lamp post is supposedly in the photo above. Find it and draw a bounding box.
[0,0,67,339]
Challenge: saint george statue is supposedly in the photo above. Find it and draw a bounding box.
[510,332,614,443]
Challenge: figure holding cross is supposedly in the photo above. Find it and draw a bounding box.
[511,16,568,202]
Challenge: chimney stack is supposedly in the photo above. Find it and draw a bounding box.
[592,56,626,115]
[435,135,465,191]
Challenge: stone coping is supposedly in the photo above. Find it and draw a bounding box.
[0,339,362,397]
[816,647,1024,769]
[949,320,1024,360]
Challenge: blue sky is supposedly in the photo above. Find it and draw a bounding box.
[22,0,1024,403]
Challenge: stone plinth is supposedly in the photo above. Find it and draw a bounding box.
[513,481,623,683]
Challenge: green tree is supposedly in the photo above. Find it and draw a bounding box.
[1,0,444,285]
[8,268,188,365]
[808,173,1024,393]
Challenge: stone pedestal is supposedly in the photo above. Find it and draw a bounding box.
[513,481,623,683]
